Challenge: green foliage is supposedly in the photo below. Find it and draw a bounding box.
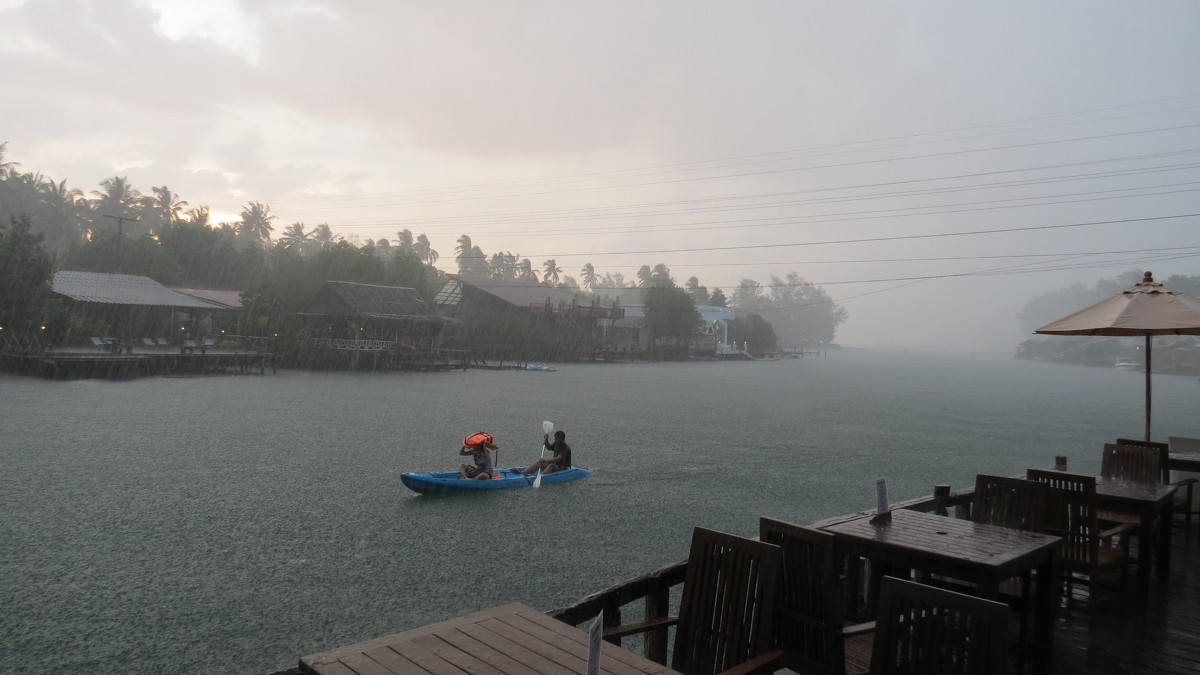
[642,286,700,350]
[0,215,54,329]
[730,272,846,347]
[728,313,779,356]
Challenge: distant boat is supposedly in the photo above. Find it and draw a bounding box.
[1114,358,1140,371]
[517,363,557,372]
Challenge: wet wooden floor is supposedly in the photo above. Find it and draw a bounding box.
[1050,526,1200,674]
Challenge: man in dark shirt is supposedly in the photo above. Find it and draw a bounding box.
[516,430,572,475]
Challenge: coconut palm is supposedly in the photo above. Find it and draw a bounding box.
[542,259,562,285]
[517,258,538,282]
[396,229,415,253]
[636,265,653,287]
[185,206,210,227]
[144,185,188,230]
[238,201,276,246]
[455,234,474,274]
[414,233,438,265]
[581,262,597,290]
[278,222,310,249]
[92,176,141,215]
[311,222,337,248]
[0,142,19,178]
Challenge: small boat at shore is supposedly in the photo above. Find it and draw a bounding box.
[401,466,590,494]
[517,363,557,371]
[1114,358,1140,371]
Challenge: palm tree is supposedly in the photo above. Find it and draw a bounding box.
[581,262,597,290]
[92,176,142,219]
[414,233,439,265]
[396,229,415,252]
[185,206,210,227]
[542,259,562,285]
[311,222,336,248]
[517,258,538,282]
[0,142,19,178]
[636,265,652,287]
[278,222,309,249]
[144,185,188,229]
[238,201,276,246]
[455,234,474,274]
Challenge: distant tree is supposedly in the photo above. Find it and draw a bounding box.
[580,262,597,290]
[0,215,54,329]
[709,287,727,307]
[490,251,519,279]
[455,234,474,274]
[92,176,142,219]
[184,206,210,227]
[636,265,652,287]
[414,233,438,265]
[642,286,700,353]
[542,258,562,285]
[728,313,779,357]
[684,276,709,304]
[311,222,337,248]
[143,185,187,233]
[517,258,538,282]
[731,278,766,309]
[238,201,276,247]
[396,228,415,253]
[278,222,310,250]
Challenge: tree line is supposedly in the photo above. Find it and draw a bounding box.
[0,143,849,355]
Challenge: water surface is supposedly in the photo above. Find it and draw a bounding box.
[3,349,1198,674]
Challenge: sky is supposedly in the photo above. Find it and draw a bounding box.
[3,0,1200,352]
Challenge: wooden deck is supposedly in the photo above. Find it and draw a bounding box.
[1051,528,1200,674]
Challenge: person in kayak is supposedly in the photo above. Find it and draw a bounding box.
[516,430,572,475]
[458,432,497,479]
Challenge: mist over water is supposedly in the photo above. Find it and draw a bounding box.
[3,350,1198,674]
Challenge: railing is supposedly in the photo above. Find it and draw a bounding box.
[548,483,977,661]
[311,338,396,350]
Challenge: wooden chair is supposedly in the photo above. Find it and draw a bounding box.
[759,517,873,675]
[1119,437,1197,542]
[1101,443,1160,484]
[870,576,1010,675]
[1026,469,1132,609]
[972,474,1048,533]
[605,527,785,675]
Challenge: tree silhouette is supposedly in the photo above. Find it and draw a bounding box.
[542,258,562,284]
[238,201,276,246]
[580,262,596,290]
[414,233,438,265]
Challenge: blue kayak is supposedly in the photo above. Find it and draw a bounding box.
[401,466,590,494]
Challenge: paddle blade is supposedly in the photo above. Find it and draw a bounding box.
[543,420,554,435]
[533,469,543,488]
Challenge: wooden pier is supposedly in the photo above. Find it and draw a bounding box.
[1,347,278,379]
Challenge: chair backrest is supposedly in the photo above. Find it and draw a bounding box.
[870,576,1010,675]
[1115,438,1170,484]
[971,474,1049,532]
[1026,469,1099,569]
[759,517,842,675]
[673,526,783,675]
[1101,443,1161,484]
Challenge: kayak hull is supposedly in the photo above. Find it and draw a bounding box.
[401,466,590,494]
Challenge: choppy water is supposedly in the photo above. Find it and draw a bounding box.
[3,349,1198,674]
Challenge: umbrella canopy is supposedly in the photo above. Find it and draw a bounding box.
[1035,271,1200,440]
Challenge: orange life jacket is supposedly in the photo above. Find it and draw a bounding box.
[463,431,496,449]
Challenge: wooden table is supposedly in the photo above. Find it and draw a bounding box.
[300,602,682,675]
[1168,452,1200,473]
[1094,476,1176,592]
[819,509,1060,674]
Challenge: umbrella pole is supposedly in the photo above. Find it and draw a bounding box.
[1144,334,1153,441]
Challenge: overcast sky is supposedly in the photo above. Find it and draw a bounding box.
[4,0,1199,351]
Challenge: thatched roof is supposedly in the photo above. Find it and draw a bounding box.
[52,271,225,310]
[301,281,439,321]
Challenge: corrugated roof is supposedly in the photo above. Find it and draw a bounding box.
[449,274,578,308]
[52,271,225,309]
[302,281,438,320]
[171,287,243,309]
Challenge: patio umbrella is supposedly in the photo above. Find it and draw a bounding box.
[1035,271,1200,440]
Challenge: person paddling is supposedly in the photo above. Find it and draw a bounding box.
[458,432,498,480]
[516,430,572,476]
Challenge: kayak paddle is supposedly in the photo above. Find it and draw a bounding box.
[534,420,553,488]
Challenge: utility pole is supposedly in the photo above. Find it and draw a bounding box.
[100,213,139,273]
